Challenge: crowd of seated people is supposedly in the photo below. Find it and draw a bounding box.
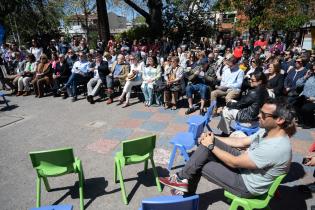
[1,34,314,130]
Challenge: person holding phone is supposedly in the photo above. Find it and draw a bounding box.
[160,98,296,198]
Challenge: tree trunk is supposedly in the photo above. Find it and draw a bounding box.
[147,0,163,38]
[96,0,110,44]
[123,0,163,38]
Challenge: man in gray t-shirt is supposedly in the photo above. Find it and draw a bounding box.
[159,98,296,198]
[241,129,291,195]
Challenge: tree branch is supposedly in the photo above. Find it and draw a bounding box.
[123,0,150,20]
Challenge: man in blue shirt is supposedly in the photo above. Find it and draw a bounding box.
[61,52,90,101]
[210,56,244,114]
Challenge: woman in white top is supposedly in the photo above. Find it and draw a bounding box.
[117,55,144,107]
[141,56,161,106]
[17,54,37,96]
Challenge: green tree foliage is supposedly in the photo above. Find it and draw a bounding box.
[0,0,64,44]
[163,0,216,42]
[215,0,310,38]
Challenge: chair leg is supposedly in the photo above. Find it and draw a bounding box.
[36,177,41,207]
[229,201,239,210]
[167,145,177,171]
[179,146,190,161]
[79,171,85,210]
[2,96,9,107]
[116,160,128,204]
[206,123,212,131]
[144,160,148,174]
[114,161,118,183]
[150,157,162,192]
[42,177,51,192]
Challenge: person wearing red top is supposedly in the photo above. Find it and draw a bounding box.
[254,35,268,50]
[233,40,243,59]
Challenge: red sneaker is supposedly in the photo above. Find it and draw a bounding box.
[159,174,188,192]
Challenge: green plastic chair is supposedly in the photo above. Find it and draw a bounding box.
[114,135,162,204]
[224,174,286,210]
[29,148,85,210]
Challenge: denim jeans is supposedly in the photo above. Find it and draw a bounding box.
[186,83,208,99]
[65,73,86,97]
[141,83,153,104]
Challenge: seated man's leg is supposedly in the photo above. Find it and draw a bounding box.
[162,139,243,193]
[185,84,198,114]
[71,73,85,99]
[217,107,239,135]
[225,89,241,103]
[91,79,103,97]
[210,89,226,102]
[199,84,208,114]
[87,78,97,96]
[106,75,114,103]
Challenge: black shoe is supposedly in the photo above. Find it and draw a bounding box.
[218,132,230,137]
[62,93,68,99]
[90,97,95,104]
[87,95,92,102]
[60,86,67,92]
[71,97,77,102]
[200,109,206,116]
[185,108,195,115]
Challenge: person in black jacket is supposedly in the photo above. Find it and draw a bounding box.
[86,53,109,104]
[266,61,284,98]
[52,54,71,96]
[218,71,268,135]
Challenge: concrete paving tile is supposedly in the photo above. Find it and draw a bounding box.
[86,139,119,154]
[115,119,144,128]
[149,113,173,122]
[293,128,314,142]
[128,130,155,139]
[140,121,168,132]
[164,123,188,135]
[292,139,312,155]
[104,127,134,141]
[129,111,154,119]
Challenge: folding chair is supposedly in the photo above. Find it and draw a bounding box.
[114,135,162,204]
[29,148,84,210]
[139,195,199,210]
[224,174,286,210]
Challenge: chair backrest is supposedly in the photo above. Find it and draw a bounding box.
[267,174,286,198]
[122,135,156,157]
[205,101,217,124]
[188,121,205,141]
[29,148,75,169]
[0,65,9,78]
[140,195,199,210]
[235,121,259,136]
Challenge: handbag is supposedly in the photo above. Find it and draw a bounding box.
[154,79,167,92]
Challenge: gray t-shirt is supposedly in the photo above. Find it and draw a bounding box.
[241,129,292,195]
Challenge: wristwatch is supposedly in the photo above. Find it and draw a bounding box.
[207,144,214,151]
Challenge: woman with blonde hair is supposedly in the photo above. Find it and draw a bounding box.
[31,54,52,98]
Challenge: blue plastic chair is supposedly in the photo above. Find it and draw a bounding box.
[29,204,73,210]
[234,121,259,136]
[139,195,199,210]
[168,121,205,170]
[0,91,9,107]
[187,101,217,131]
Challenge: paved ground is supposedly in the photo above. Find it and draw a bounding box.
[0,92,314,210]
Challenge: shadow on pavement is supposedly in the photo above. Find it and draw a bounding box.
[51,177,119,209]
[269,185,312,210]
[111,166,169,204]
[198,188,225,210]
[0,104,18,111]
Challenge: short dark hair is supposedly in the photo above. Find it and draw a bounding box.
[252,71,267,85]
[265,97,297,137]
